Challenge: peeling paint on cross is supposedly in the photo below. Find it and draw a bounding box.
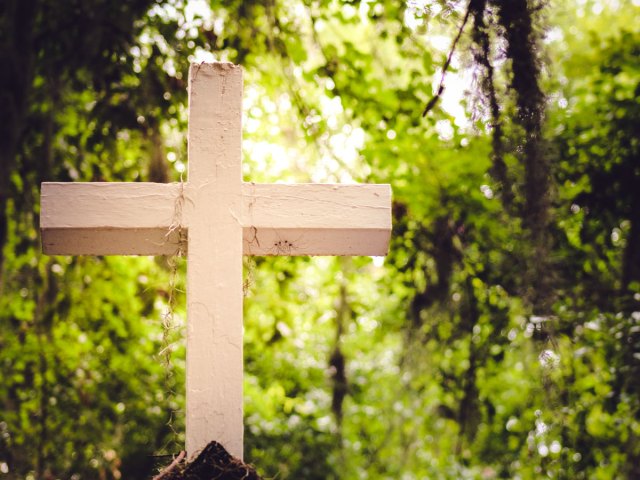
[40,62,392,459]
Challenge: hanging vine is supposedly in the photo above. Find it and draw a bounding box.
[422,0,552,312]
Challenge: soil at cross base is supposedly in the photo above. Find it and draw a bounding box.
[155,441,262,480]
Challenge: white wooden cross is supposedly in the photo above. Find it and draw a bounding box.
[40,63,391,459]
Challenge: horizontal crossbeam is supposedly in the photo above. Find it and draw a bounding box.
[41,182,391,256]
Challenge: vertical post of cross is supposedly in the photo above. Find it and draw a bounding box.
[186,63,244,458]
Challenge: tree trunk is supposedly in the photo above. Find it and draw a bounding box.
[0,0,37,280]
[493,0,553,313]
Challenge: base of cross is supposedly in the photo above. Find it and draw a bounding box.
[154,442,262,480]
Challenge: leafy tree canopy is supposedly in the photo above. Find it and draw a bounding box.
[0,0,639,478]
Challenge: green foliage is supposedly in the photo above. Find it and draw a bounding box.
[1,0,639,478]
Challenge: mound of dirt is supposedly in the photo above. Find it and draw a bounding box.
[154,441,262,480]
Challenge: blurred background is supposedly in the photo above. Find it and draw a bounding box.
[1,0,639,478]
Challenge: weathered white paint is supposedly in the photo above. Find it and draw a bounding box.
[41,183,391,256]
[241,183,390,256]
[185,63,244,458]
[39,61,393,460]
[41,182,183,255]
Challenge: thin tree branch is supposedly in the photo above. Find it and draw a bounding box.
[422,1,474,117]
